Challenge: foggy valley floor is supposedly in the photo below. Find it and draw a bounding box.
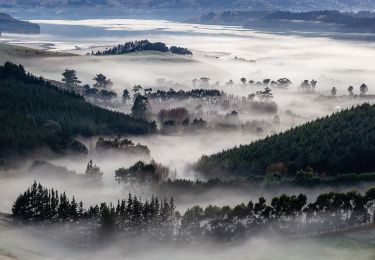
[0,214,374,260]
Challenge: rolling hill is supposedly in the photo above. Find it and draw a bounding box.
[0,62,156,167]
[0,13,40,34]
[196,104,375,179]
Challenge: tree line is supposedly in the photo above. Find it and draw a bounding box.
[145,88,221,100]
[12,182,375,243]
[12,181,177,241]
[61,69,118,100]
[157,171,375,199]
[96,136,150,156]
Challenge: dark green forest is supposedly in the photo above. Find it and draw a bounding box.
[0,62,156,165]
[159,171,375,195]
[196,104,375,178]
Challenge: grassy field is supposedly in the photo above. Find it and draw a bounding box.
[0,43,75,64]
[115,50,196,63]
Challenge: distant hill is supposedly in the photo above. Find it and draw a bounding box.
[0,0,374,11]
[0,62,156,167]
[196,104,375,179]
[191,10,375,33]
[263,10,375,31]
[0,13,40,34]
[189,10,271,25]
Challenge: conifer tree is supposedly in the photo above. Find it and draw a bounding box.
[61,69,81,90]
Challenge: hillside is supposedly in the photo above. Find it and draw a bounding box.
[191,10,375,33]
[0,44,75,65]
[263,10,375,31]
[0,62,156,166]
[196,104,375,179]
[189,10,272,26]
[0,13,40,34]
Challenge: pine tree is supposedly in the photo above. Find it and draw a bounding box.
[100,203,116,237]
[93,73,113,89]
[50,189,59,219]
[85,160,103,181]
[131,95,150,120]
[61,69,81,90]
[58,192,70,220]
[76,201,84,218]
[70,196,78,219]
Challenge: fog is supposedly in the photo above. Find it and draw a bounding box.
[0,223,374,260]
[2,19,375,94]
[1,17,375,210]
[1,17,375,259]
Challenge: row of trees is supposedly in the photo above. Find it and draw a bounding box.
[237,78,292,88]
[96,136,150,156]
[204,77,369,97]
[62,70,118,100]
[331,84,369,96]
[12,182,375,242]
[299,79,318,92]
[193,78,292,89]
[62,70,113,91]
[145,88,221,100]
[126,87,223,122]
[129,87,277,134]
[63,69,369,101]
[83,86,117,99]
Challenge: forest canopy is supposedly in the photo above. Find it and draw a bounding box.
[196,104,375,178]
[0,62,156,166]
[93,40,192,56]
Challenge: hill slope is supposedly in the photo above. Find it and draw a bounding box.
[191,10,375,33]
[0,13,40,34]
[196,104,375,178]
[0,43,75,65]
[262,10,375,31]
[0,62,156,165]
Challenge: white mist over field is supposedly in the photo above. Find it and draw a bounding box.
[0,224,374,260]
[1,18,375,95]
